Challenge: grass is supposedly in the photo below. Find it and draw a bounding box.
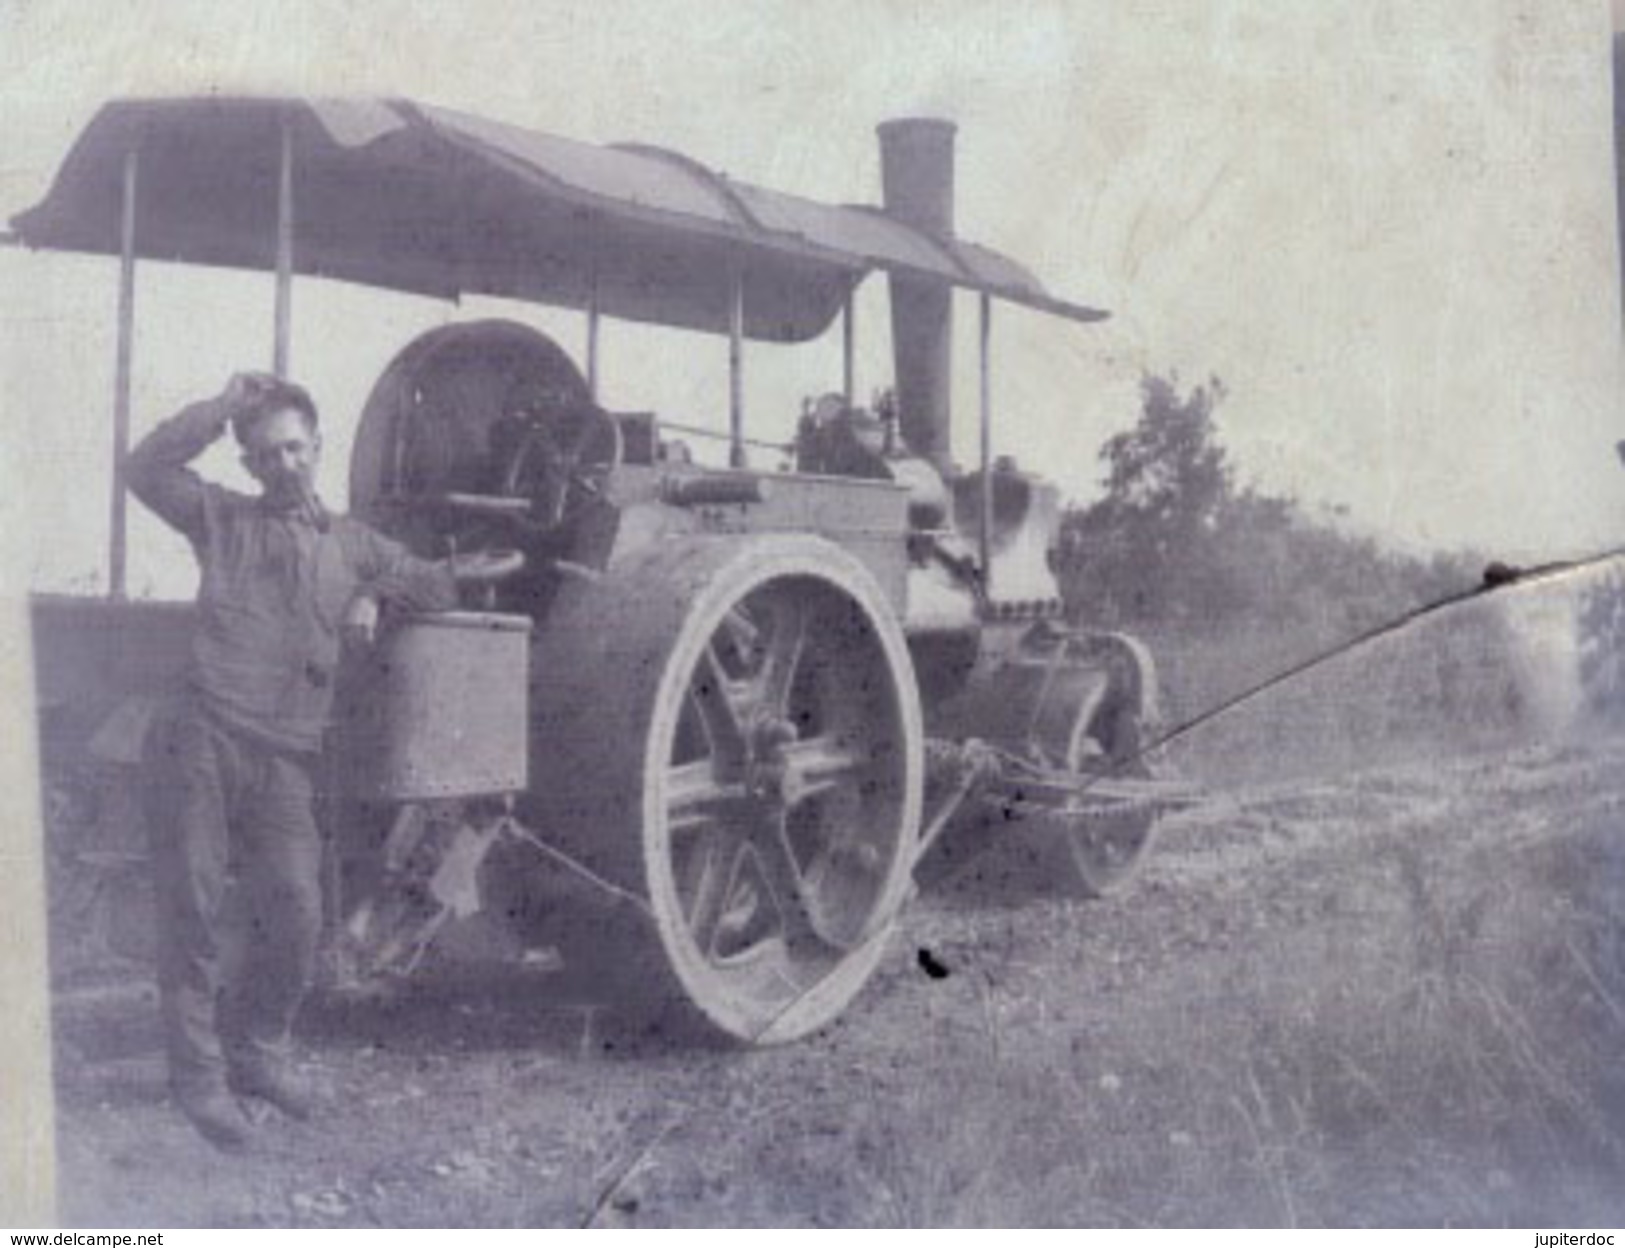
[812,755,1625,1227]
[48,753,1625,1227]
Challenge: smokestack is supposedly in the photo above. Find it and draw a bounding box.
[878,118,957,471]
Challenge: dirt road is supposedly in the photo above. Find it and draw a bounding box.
[49,736,1625,1227]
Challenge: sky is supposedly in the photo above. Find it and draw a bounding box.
[1,0,1621,600]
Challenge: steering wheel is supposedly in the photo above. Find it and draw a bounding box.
[500,402,623,534]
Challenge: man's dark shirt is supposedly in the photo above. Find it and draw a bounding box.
[126,397,458,753]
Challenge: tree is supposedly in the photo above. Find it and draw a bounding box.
[1056,371,1479,637]
[1057,374,1235,626]
[1096,374,1231,538]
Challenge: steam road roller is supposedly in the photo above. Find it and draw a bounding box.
[17,99,1196,1042]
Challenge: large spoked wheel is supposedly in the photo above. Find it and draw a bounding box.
[529,536,923,1044]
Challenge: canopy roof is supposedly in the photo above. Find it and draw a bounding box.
[9,96,1107,342]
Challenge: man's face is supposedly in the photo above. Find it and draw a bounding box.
[241,406,321,502]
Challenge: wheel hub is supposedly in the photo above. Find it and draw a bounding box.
[742,712,803,809]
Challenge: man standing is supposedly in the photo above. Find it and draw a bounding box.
[127,371,520,1148]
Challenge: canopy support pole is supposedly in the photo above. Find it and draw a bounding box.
[978,293,994,599]
[586,264,601,402]
[109,149,138,601]
[728,266,745,469]
[842,290,855,408]
[273,118,294,378]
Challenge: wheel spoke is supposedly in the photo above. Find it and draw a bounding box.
[754,595,808,714]
[750,815,825,952]
[683,823,748,958]
[666,760,748,830]
[719,607,761,663]
[781,734,867,804]
[689,644,747,758]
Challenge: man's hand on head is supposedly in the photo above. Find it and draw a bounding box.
[223,371,284,413]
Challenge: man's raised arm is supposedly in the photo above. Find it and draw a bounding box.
[124,395,233,540]
[126,374,285,539]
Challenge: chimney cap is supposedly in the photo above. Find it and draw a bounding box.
[876,116,958,139]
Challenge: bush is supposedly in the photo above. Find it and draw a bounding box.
[1055,373,1479,640]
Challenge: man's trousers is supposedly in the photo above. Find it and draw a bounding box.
[143,698,324,1089]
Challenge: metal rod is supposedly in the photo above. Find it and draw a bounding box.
[109,149,138,601]
[586,262,601,402]
[728,265,745,468]
[657,419,792,453]
[273,117,294,377]
[978,292,994,598]
[841,288,855,407]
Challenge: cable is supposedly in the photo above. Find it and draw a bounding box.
[1086,545,1625,790]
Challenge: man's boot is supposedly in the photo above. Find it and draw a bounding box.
[228,1055,315,1121]
[173,1076,251,1150]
